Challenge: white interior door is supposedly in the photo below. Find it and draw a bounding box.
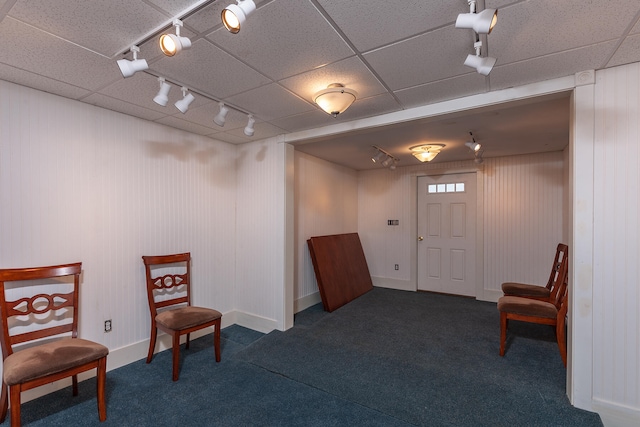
[417,173,477,296]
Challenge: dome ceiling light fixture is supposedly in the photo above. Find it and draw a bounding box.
[313,83,358,117]
[410,144,446,163]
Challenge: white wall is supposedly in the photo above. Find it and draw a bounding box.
[293,151,358,310]
[586,63,640,426]
[0,80,240,395]
[357,152,565,300]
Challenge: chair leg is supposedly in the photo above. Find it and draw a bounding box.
[172,333,181,381]
[0,381,8,423]
[214,319,221,362]
[9,385,20,427]
[97,357,107,422]
[556,315,567,367]
[499,312,508,356]
[72,374,79,396]
[146,326,158,364]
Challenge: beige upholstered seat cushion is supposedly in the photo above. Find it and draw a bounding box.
[156,306,222,331]
[3,338,109,386]
[497,296,558,319]
[501,282,551,299]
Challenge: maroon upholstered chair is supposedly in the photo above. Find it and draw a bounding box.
[0,263,108,427]
[498,257,569,366]
[501,243,568,301]
[142,252,222,381]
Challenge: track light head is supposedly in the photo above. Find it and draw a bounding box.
[153,77,172,106]
[213,102,230,127]
[222,0,256,34]
[465,141,482,152]
[117,46,148,78]
[244,114,255,136]
[464,53,496,76]
[175,87,195,113]
[456,1,497,34]
[160,20,192,56]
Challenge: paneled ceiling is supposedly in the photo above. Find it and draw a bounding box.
[1,0,639,170]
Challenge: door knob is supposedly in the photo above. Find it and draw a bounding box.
[418,236,424,241]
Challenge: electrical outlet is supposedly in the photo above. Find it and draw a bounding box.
[394,264,399,270]
[104,319,112,333]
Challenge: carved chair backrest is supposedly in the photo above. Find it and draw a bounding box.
[142,253,192,317]
[0,263,82,360]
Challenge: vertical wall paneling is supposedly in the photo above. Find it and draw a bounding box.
[590,63,640,422]
[293,151,358,309]
[0,81,237,387]
[357,154,565,299]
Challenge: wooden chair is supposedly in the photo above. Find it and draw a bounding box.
[498,258,569,366]
[501,243,568,301]
[0,263,108,427]
[142,252,222,381]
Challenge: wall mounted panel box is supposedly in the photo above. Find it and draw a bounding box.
[388,220,399,225]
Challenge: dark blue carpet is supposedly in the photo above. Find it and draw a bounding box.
[10,288,601,426]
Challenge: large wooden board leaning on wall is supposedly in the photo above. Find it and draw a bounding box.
[307,233,374,312]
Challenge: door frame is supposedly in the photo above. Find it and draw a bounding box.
[410,167,485,300]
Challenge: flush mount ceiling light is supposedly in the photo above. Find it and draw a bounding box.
[222,0,256,34]
[464,41,496,75]
[153,77,172,106]
[174,87,195,113]
[160,19,192,57]
[213,102,230,126]
[410,144,445,163]
[117,46,148,78]
[314,83,357,117]
[244,115,255,136]
[456,0,498,34]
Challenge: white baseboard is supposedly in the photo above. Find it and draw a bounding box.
[295,292,322,313]
[593,398,640,427]
[480,289,503,303]
[371,276,415,291]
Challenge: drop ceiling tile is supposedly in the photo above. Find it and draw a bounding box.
[148,0,206,17]
[183,1,227,33]
[492,0,640,64]
[607,34,640,67]
[82,93,168,122]
[490,41,618,91]
[206,0,354,80]
[97,73,196,114]
[317,0,457,52]
[270,109,338,133]
[363,25,471,90]
[179,101,250,131]
[150,39,271,99]
[8,0,170,58]
[155,114,218,135]
[0,63,90,100]
[0,17,122,90]
[395,73,487,109]
[279,56,388,104]
[224,83,315,122]
[334,92,402,122]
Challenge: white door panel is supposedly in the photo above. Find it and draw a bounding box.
[418,173,476,296]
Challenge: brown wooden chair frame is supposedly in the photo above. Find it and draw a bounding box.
[0,263,107,427]
[499,254,569,366]
[143,252,221,381]
[501,243,568,301]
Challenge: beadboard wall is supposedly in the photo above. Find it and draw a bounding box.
[357,152,566,301]
[293,151,358,309]
[589,63,640,424]
[0,80,239,374]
